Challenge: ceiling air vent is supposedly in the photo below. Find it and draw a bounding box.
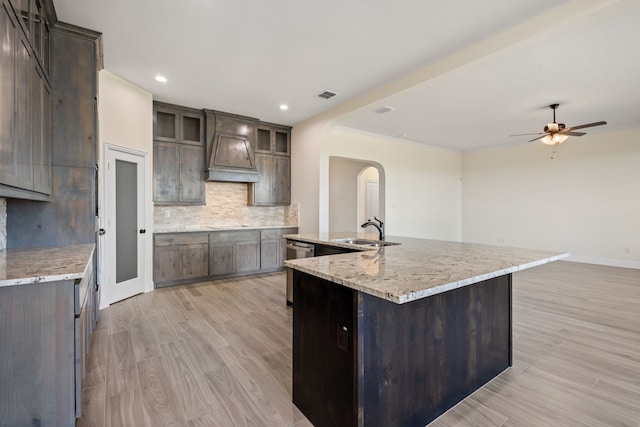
[317,90,338,100]
[374,106,394,114]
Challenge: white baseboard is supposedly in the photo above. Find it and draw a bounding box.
[566,255,640,270]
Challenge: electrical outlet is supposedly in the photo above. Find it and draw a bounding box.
[164,210,171,218]
[625,247,630,254]
[337,325,348,352]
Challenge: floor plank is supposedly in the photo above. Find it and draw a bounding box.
[77,263,640,426]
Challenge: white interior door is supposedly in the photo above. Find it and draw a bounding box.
[104,145,146,304]
[365,180,379,221]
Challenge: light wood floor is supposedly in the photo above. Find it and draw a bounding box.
[77,261,640,427]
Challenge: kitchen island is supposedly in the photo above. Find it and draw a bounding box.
[284,234,568,427]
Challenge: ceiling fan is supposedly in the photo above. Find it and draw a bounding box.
[512,104,607,145]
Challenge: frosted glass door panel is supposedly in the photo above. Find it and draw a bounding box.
[116,160,138,283]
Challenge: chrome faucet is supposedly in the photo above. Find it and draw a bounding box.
[361,216,385,241]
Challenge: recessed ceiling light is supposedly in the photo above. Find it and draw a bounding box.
[279,104,289,111]
[155,75,167,83]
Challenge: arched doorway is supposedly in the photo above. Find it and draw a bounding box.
[328,156,385,233]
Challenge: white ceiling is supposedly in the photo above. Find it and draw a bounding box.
[53,0,640,151]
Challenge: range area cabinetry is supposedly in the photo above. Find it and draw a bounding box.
[153,227,298,288]
[154,232,209,287]
[261,227,298,270]
[150,101,293,206]
[153,102,205,205]
[249,123,291,206]
[0,0,53,200]
[209,229,260,276]
[204,109,259,183]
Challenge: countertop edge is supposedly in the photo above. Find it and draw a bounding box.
[284,234,569,304]
[286,253,569,304]
[0,244,95,288]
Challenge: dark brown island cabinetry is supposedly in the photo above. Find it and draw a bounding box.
[292,270,512,427]
[249,123,291,206]
[153,102,205,205]
[153,232,209,287]
[0,0,53,200]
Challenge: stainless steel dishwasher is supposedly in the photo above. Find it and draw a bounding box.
[286,240,315,305]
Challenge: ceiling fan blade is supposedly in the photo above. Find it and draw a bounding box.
[510,132,546,137]
[527,135,545,142]
[560,131,586,137]
[565,121,607,131]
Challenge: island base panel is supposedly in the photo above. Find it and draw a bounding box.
[292,270,512,427]
[292,270,357,427]
[358,274,512,426]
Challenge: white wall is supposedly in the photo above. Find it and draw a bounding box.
[329,157,378,233]
[291,119,331,233]
[328,128,462,240]
[98,70,154,307]
[462,128,640,268]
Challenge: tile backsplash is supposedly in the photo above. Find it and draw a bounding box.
[154,182,299,230]
[0,198,6,250]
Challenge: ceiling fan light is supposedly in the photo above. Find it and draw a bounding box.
[541,134,569,145]
[541,135,554,145]
[553,134,568,144]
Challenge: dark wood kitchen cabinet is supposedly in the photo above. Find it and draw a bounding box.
[0,0,52,200]
[260,227,298,270]
[154,232,209,287]
[152,227,298,288]
[209,229,260,276]
[249,123,291,206]
[153,102,205,205]
[0,246,95,426]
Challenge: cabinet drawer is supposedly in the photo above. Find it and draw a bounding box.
[74,256,94,316]
[155,232,209,246]
[210,230,260,242]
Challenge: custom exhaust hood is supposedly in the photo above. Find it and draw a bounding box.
[204,109,259,182]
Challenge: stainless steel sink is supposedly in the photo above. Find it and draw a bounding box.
[331,238,400,247]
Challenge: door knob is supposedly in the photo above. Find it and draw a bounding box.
[139,229,146,234]
[98,228,106,236]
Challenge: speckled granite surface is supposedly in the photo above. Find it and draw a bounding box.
[0,244,95,287]
[284,233,569,304]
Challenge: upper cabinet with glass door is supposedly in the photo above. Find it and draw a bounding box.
[154,102,204,146]
[12,0,51,78]
[256,123,291,156]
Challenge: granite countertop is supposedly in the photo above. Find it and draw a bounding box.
[284,233,569,304]
[0,244,95,288]
[154,225,298,233]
